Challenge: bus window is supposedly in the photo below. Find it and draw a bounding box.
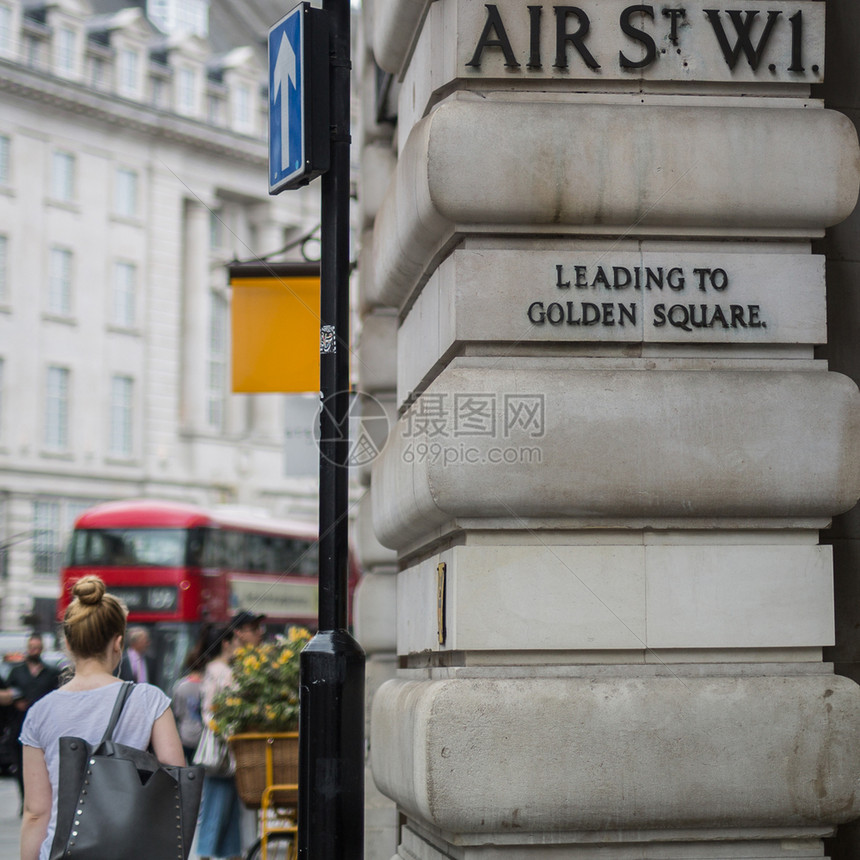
[186,528,205,567]
[247,533,269,572]
[71,530,107,564]
[223,531,245,569]
[68,528,187,567]
[200,528,225,568]
[127,530,186,566]
[298,541,318,576]
[280,538,318,577]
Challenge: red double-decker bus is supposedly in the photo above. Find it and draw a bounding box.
[58,499,361,690]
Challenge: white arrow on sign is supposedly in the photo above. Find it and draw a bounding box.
[272,31,297,173]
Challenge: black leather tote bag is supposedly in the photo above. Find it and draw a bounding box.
[49,681,204,860]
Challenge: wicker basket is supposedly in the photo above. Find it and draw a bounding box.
[228,732,299,809]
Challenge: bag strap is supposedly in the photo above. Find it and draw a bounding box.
[101,681,135,743]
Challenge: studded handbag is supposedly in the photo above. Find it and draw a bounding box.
[49,681,204,860]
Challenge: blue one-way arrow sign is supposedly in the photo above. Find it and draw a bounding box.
[272,29,297,179]
[269,2,329,193]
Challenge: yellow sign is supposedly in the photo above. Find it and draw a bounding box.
[229,262,320,393]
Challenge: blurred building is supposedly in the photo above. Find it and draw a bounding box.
[0,0,321,630]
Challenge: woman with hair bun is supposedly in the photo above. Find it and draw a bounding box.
[18,575,185,860]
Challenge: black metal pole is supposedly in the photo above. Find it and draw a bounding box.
[298,1,365,858]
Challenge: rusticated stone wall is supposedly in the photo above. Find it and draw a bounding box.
[354,3,860,858]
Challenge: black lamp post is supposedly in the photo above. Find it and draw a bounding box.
[297,1,365,858]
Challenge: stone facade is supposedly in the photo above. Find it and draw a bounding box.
[0,0,320,630]
[353,1,860,859]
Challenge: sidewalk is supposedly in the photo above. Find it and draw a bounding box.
[0,776,21,858]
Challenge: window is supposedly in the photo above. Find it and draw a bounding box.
[209,210,222,249]
[33,498,90,575]
[112,261,136,327]
[33,500,61,574]
[151,77,169,110]
[148,0,208,37]
[0,134,9,185]
[48,247,73,315]
[51,151,75,202]
[177,67,196,115]
[0,235,7,303]
[207,94,223,126]
[232,83,252,132]
[177,0,208,37]
[114,167,138,218]
[56,26,76,76]
[70,527,187,567]
[25,35,45,70]
[198,529,318,575]
[147,0,169,29]
[0,5,11,57]
[44,366,70,451]
[89,56,106,90]
[109,375,134,457]
[0,496,6,580]
[117,48,139,97]
[207,292,228,429]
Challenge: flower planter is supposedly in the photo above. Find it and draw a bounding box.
[228,732,299,809]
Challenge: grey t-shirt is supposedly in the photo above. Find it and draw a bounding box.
[20,681,171,860]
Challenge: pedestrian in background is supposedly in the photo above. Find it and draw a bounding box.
[8,635,59,815]
[171,629,210,764]
[227,611,266,854]
[119,626,156,685]
[196,624,242,860]
[229,610,265,648]
[18,575,184,860]
[0,674,19,778]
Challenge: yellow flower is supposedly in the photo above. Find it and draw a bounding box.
[211,632,308,735]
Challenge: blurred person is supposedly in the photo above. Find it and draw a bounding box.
[119,626,156,685]
[0,671,21,777]
[197,624,241,860]
[8,635,60,813]
[225,611,266,855]
[19,576,184,860]
[229,611,265,648]
[171,629,211,764]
